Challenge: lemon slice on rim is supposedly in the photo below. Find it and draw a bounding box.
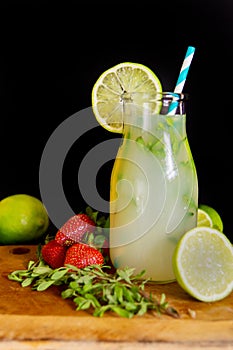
[173,227,233,302]
[92,62,163,133]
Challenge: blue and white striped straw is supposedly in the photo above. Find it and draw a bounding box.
[168,46,196,115]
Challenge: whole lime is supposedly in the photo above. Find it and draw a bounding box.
[0,194,49,244]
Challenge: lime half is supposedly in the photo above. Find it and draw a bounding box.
[197,208,212,228]
[92,62,162,133]
[198,204,223,232]
[173,227,233,302]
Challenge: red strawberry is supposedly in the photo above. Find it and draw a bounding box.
[55,214,95,247]
[41,239,67,269]
[64,243,104,269]
[55,231,75,247]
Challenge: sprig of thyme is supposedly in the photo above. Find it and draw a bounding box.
[8,252,179,319]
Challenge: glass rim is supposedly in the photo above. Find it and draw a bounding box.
[157,92,189,100]
[129,91,189,101]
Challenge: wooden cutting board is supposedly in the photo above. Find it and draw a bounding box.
[0,245,232,349]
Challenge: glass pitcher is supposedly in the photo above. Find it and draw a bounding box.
[109,92,198,283]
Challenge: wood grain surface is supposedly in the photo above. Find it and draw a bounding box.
[0,245,232,349]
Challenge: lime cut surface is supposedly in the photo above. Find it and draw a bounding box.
[198,204,223,232]
[173,227,233,302]
[197,208,212,227]
[92,62,163,133]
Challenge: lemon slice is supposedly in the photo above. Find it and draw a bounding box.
[198,204,223,232]
[92,62,162,133]
[173,227,233,302]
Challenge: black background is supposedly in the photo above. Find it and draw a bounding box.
[0,1,232,239]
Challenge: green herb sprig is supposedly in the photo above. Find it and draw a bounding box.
[8,253,179,319]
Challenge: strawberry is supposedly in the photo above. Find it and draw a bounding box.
[64,243,104,269]
[55,214,96,247]
[41,239,67,269]
[55,231,75,247]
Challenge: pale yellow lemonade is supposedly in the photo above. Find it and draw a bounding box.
[110,100,198,282]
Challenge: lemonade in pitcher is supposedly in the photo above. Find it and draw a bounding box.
[109,95,198,282]
[92,61,198,283]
